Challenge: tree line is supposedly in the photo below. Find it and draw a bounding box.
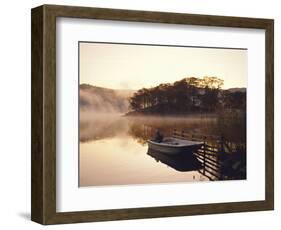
[128,76,246,115]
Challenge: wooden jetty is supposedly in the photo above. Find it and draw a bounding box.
[172,129,246,181]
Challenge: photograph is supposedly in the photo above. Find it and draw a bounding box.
[79,42,247,187]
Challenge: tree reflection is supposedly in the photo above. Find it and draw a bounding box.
[80,114,246,149]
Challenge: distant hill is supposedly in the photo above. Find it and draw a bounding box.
[226,87,246,93]
[80,84,135,114]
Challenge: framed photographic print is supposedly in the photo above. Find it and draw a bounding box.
[31,4,274,225]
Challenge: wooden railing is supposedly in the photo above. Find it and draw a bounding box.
[172,129,245,180]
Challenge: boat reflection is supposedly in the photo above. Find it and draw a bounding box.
[147,148,203,172]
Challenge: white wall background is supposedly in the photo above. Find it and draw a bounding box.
[0,0,279,229]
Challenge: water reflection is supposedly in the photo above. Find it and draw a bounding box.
[80,114,245,144]
[80,136,208,186]
[79,113,246,186]
[147,148,203,172]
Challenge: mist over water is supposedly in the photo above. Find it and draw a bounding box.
[80,111,245,143]
[80,111,128,142]
[79,111,246,187]
[80,84,134,114]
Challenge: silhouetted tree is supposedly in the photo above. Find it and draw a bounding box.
[128,76,245,115]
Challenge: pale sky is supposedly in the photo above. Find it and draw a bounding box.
[79,42,247,90]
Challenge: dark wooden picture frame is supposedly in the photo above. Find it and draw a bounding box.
[31,4,274,225]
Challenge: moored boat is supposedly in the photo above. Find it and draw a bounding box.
[147,137,203,154]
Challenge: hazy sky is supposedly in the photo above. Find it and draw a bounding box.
[80,42,247,90]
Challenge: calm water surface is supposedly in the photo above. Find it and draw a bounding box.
[79,114,245,187]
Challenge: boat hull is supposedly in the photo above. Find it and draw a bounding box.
[148,138,203,155]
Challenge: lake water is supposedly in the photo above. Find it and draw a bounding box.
[79,114,246,187]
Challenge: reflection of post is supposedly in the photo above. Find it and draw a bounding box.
[203,136,206,174]
[219,135,224,180]
[220,135,224,154]
[144,124,147,137]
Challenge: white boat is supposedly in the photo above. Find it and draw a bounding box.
[148,137,203,155]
